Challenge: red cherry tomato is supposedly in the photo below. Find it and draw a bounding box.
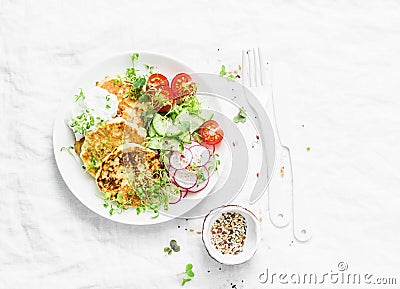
[171,73,196,100]
[199,120,224,145]
[148,85,174,112]
[147,73,169,88]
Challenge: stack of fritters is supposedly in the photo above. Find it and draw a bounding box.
[74,76,158,207]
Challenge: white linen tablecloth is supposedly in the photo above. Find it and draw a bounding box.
[1,1,400,288]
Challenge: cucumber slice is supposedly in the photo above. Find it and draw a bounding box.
[146,137,183,151]
[180,131,191,144]
[146,137,162,150]
[175,110,205,133]
[147,124,157,137]
[161,137,184,151]
[165,125,184,137]
[152,113,172,136]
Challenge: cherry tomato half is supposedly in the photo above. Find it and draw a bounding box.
[171,73,196,100]
[148,85,174,112]
[147,73,169,88]
[199,120,224,145]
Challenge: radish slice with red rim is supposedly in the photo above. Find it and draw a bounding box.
[189,145,211,167]
[181,189,188,199]
[174,169,198,189]
[188,166,210,193]
[200,143,215,153]
[168,189,182,204]
[167,165,177,178]
[169,148,192,169]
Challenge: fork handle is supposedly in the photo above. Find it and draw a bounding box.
[261,59,292,228]
[289,146,313,242]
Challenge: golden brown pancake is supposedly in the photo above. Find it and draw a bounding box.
[95,143,163,207]
[80,117,146,177]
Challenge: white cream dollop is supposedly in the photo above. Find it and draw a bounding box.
[69,87,119,141]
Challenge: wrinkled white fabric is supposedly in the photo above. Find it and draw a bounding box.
[1,1,400,288]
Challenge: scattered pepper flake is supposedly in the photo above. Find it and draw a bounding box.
[280,166,285,177]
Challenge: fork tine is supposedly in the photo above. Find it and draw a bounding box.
[255,48,264,86]
[242,48,263,88]
[252,48,258,87]
[241,49,250,87]
[242,48,264,88]
[247,50,254,87]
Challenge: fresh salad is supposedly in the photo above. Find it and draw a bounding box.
[140,72,224,205]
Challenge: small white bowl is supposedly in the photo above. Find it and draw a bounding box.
[202,205,261,265]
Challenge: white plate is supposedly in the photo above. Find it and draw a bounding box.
[53,52,199,225]
[53,52,276,225]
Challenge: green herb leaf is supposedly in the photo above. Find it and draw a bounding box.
[116,193,124,204]
[307,147,311,151]
[181,278,191,286]
[60,146,75,158]
[151,210,160,219]
[227,74,236,81]
[109,206,114,215]
[219,65,227,76]
[138,93,149,103]
[170,239,178,248]
[74,89,85,102]
[233,107,247,123]
[186,264,193,271]
[186,270,194,278]
[170,240,181,252]
[219,65,238,81]
[144,64,155,74]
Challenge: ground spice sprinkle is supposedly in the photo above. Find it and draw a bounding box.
[210,211,247,255]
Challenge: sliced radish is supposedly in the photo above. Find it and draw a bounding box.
[188,166,210,193]
[185,141,201,149]
[189,145,211,167]
[167,165,177,178]
[174,169,198,189]
[169,148,192,169]
[204,155,218,177]
[169,189,182,204]
[200,143,215,153]
[181,189,188,199]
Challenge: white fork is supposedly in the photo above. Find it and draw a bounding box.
[242,48,312,241]
[241,48,292,228]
